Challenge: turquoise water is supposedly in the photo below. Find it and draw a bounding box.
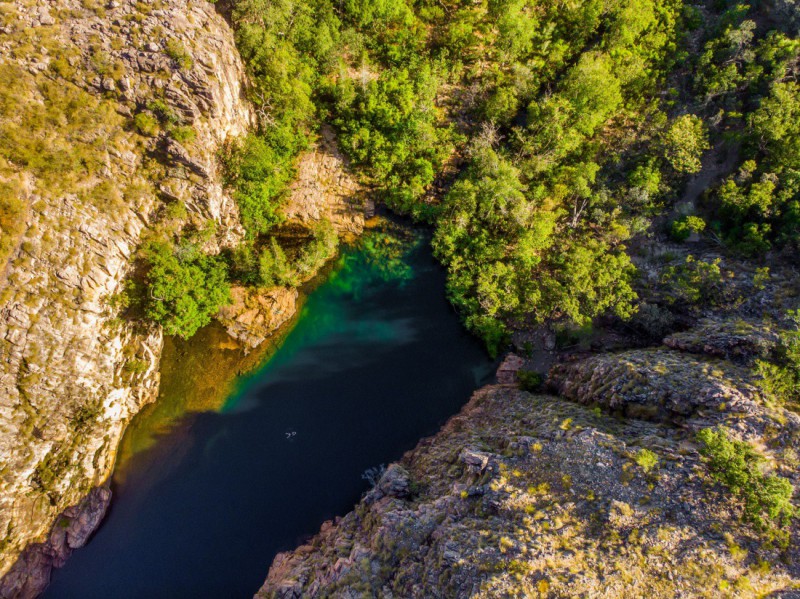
[45,219,493,598]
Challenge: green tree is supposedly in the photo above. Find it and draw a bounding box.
[143,242,231,339]
[698,428,795,530]
[670,215,706,241]
[259,238,298,287]
[562,52,623,137]
[663,114,709,174]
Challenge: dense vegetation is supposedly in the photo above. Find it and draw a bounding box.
[142,241,231,339]
[220,0,798,353]
[2,0,796,350]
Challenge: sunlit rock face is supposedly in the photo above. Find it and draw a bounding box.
[0,0,251,591]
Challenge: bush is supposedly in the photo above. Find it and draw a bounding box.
[222,132,299,237]
[0,177,26,267]
[698,427,796,529]
[630,303,676,340]
[517,370,543,392]
[661,256,724,305]
[170,125,196,143]
[259,237,298,287]
[670,215,706,241]
[635,448,658,473]
[147,99,179,125]
[143,241,231,338]
[295,219,338,277]
[133,112,159,136]
[756,310,800,409]
[165,39,193,70]
[663,114,709,174]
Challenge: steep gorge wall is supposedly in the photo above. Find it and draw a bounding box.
[0,0,251,593]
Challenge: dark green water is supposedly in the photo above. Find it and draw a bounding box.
[45,220,493,598]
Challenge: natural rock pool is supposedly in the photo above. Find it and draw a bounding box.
[45,219,493,598]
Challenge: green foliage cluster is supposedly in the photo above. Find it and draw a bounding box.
[756,310,800,410]
[424,0,690,351]
[258,237,297,287]
[133,98,195,142]
[660,255,725,305]
[687,4,800,254]
[222,133,299,237]
[517,370,543,392]
[226,219,338,289]
[165,39,193,70]
[142,241,231,339]
[670,215,707,241]
[635,448,659,473]
[663,115,710,174]
[226,0,455,233]
[294,219,338,278]
[698,427,795,531]
[227,0,753,352]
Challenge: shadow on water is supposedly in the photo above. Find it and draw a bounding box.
[45,217,495,599]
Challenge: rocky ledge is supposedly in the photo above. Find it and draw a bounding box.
[217,286,298,349]
[258,322,799,598]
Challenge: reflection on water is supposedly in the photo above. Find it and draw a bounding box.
[46,217,493,599]
[114,320,295,481]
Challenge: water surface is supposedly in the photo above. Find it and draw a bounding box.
[46,220,493,598]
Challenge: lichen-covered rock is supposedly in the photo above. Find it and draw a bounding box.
[217,286,298,349]
[547,348,761,421]
[664,318,780,363]
[0,0,251,588]
[257,386,800,598]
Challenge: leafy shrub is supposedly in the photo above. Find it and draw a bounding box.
[165,39,193,70]
[670,215,706,241]
[259,238,298,287]
[630,303,676,341]
[147,99,179,125]
[294,219,338,277]
[663,114,709,174]
[170,125,196,143]
[226,241,260,286]
[133,112,159,136]
[661,256,724,305]
[0,177,26,267]
[635,448,658,473]
[330,63,453,216]
[756,310,800,409]
[517,370,543,392]
[222,132,298,237]
[698,427,796,529]
[142,241,231,339]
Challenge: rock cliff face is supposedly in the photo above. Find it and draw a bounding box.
[282,125,368,239]
[217,286,299,350]
[219,127,368,349]
[0,0,251,593]
[258,323,799,598]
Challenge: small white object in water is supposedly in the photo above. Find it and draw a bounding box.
[285,430,297,439]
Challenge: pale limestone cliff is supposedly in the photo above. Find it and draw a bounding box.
[0,0,251,592]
